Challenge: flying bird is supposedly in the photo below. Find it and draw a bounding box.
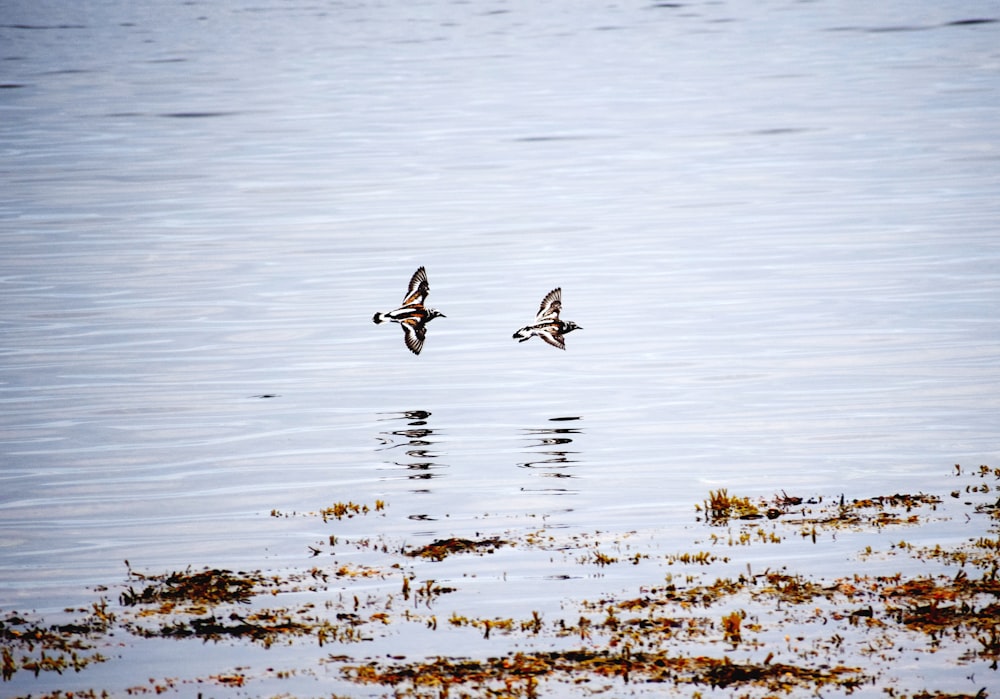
[373,266,445,355]
[513,287,581,350]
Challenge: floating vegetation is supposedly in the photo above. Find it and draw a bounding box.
[126,609,317,645]
[0,603,112,681]
[797,492,944,531]
[698,486,950,542]
[664,550,729,565]
[701,488,765,522]
[4,465,998,697]
[271,499,386,521]
[341,649,868,696]
[118,564,277,610]
[114,561,403,649]
[404,536,509,561]
[320,500,386,522]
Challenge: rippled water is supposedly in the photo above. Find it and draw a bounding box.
[2,0,999,696]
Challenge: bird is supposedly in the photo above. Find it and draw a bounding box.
[373,266,445,355]
[513,287,581,350]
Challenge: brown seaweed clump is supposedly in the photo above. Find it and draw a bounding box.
[404,536,510,561]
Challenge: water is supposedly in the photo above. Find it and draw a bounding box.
[2,0,999,696]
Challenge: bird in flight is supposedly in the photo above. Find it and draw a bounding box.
[373,266,445,355]
[513,287,581,350]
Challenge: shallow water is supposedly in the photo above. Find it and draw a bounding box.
[2,0,999,696]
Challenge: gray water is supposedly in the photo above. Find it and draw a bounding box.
[2,0,999,696]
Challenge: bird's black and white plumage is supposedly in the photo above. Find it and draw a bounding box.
[512,287,581,350]
[373,267,445,355]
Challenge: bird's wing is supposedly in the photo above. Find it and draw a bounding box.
[535,288,562,322]
[401,317,427,355]
[536,326,567,350]
[402,266,430,306]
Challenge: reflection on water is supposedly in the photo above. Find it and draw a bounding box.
[519,416,582,493]
[375,410,446,490]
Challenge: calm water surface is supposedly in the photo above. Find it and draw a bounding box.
[1,0,999,696]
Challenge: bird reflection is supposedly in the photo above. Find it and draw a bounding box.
[519,416,582,478]
[375,410,446,486]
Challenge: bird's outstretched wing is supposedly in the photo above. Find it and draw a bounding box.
[535,288,562,322]
[536,326,567,350]
[402,266,430,306]
[401,317,428,355]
